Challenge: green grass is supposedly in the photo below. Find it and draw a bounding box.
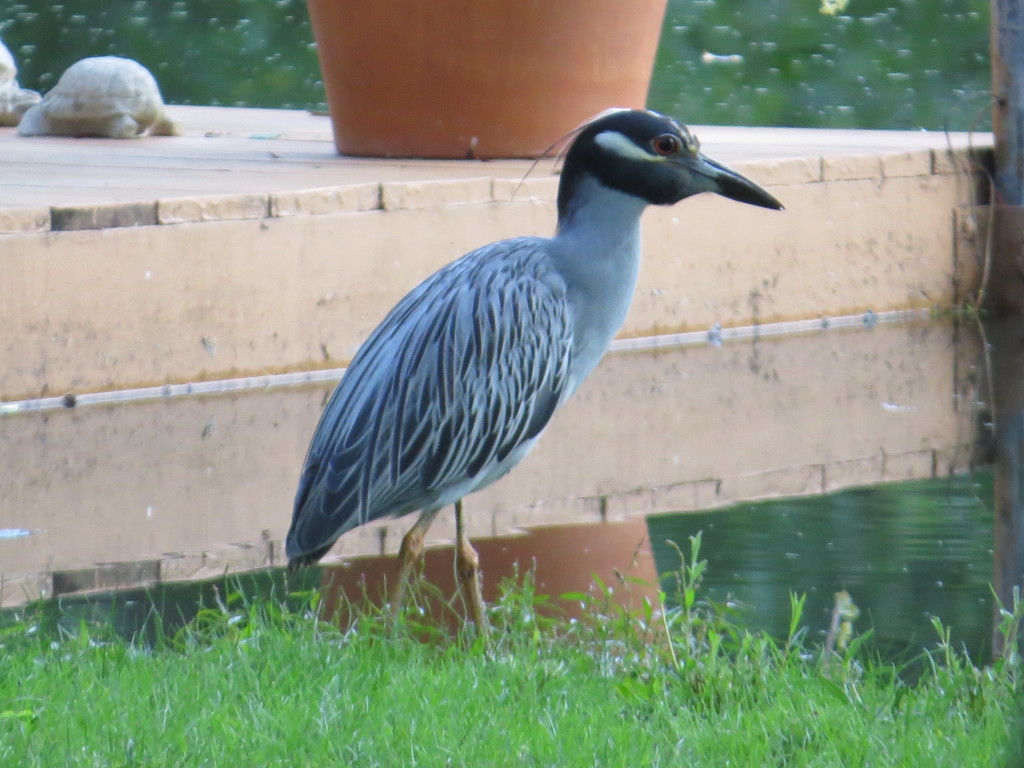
[1,537,1021,767]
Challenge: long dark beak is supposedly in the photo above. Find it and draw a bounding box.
[698,155,784,211]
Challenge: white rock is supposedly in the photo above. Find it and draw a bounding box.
[18,56,180,138]
[0,37,41,127]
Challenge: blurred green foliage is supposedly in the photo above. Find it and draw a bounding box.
[0,1,991,128]
[0,0,325,110]
[0,0,991,129]
[651,0,991,130]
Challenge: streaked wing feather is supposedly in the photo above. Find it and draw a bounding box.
[286,238,572,559]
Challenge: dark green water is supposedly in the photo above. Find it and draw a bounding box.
[649,0,991,130]
[0,0,323,111]
[0,568,322,647]
[4,471,997,663]
[0,0,991,130]
[648,470,996,663]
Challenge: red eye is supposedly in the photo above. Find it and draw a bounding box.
[652,133,680,156]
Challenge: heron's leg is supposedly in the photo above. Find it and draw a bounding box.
[455,500,489,636]
[390,507,440,617]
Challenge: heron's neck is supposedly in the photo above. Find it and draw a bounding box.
[551,174,649,389]
[555,172,648,241]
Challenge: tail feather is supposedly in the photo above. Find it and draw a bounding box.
[286,542,334,572]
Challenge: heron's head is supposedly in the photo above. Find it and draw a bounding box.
[556,108,783,222]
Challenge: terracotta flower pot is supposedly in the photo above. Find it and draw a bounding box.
[306,0,668,158]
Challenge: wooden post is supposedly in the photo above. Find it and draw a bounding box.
[988,0,1024,311]
[989,317,1024,658]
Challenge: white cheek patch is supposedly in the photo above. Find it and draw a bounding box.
[594,130,659,163]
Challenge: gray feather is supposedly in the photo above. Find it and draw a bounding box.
[286,237,573,560]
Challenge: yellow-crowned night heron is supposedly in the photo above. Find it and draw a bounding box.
[286,109,783,629]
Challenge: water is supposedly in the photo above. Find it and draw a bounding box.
[651,0,990,130]
[2,313,1009,662]
[5,471,998,661]
[649,471,996,662]
[0,0,991,131]
[0,0,324,111]
[6,567,321,647]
